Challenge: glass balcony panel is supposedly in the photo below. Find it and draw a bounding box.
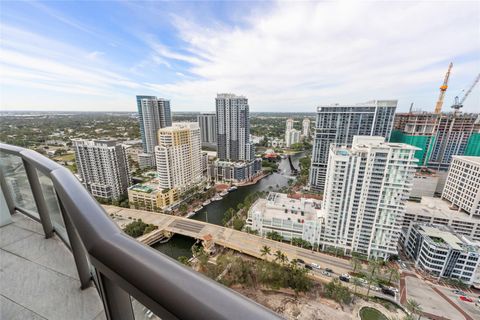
[0,151,39,217]
[36,169,69,243]
[131,297,161,320]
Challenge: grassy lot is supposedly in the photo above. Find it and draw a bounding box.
[53,153,75,162]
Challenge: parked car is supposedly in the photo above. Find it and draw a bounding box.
[310,263,320,269]
[296,258,305,264]
[339,275,350,282]
[453,290,466,296]
[382,288,395,297]
[321,271,331,277]
[460,296,473,302]
[305,265,313,270]
[325,268,334,273]
[389,287,399,293]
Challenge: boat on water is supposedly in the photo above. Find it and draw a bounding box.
[194,205,203,212]
[219,190,228,197]
[228,186,238,192]
[211,194,222,201]
[202,199,211,206]
[186,211,196,218]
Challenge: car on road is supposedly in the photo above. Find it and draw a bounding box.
[325,268,334,273]
[339,275,350,282]
[310,263,320,269]
[460,296,473,302]
[453,290,466,296]
[382,288,395,297]
[321,271,331,277]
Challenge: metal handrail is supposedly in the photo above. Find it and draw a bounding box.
[0,143,280,320]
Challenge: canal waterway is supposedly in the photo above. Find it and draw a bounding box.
[153,152,305,259]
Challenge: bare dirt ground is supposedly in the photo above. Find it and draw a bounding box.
[233,285,354,320]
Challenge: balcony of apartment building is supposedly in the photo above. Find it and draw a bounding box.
[0,143,279,320]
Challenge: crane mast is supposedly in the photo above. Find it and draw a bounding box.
[434,62,453,114]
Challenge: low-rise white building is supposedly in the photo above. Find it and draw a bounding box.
[403,197,480,242]
[442,156,480,217]
[246,192,323,244]
[402,223,480,285]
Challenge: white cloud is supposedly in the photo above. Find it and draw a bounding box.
[149,1,480,112]
[0,24,142,110]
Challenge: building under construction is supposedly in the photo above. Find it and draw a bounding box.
[391,64,480,170]
[391,112,480,170]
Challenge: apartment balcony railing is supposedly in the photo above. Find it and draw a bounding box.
[0,143,280,320]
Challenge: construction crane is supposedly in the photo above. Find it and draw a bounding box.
[451,72,480,111]
[434,62,453,114]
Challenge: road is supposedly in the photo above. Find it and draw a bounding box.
[103,205,353,275]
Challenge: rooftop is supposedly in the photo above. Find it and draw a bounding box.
[406,197,480,223]
[251,192,322,221]
[452,155,480,165]
[418,224,478,253]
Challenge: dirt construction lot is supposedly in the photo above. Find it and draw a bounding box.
[405,276,480,320]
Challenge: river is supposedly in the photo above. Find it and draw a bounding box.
[153,152,305,259]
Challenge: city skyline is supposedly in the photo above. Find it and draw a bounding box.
[1,1,479,112]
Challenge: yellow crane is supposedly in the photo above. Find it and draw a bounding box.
[434,62,453,114]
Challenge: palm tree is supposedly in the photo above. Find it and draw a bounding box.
[366,259,382,299]
[260,245,271,257]
[280,253,289,265]
[352,277,362,296]
[274,250,283,262]
[387,266,400,285]
[406,298,422,320]
[351,257,361,274]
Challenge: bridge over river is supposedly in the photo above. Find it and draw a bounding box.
[103,205,352,275]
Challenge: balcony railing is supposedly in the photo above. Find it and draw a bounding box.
[0,143,280,320]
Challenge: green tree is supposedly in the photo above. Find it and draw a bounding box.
[177,256,191,266]
[260,245,271,257]
[366,259,382,299]
[266,231,283,241]
[406,299,423,320]
[324,279,352,305]
[274,250,283,262]
[386,266,400,284]
[352,277,362,296]
[351,257,362,274]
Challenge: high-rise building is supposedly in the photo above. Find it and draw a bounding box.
[136,95,172,154]
[216,93,253,161]
[321,136,418,259]
[390,112,480,169]
[442,156,480,216]
[286,118,294,131]
[155,122,203,190]
[302,118,310,137]
[309,100,397,193]
[73,139,130,200]
[197,113,217,148]
[285,129,301,147]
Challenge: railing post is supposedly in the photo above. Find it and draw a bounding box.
[57,194,92,289]
[22,159,54,238]
[0,168,16,215]
[96,270,135,320]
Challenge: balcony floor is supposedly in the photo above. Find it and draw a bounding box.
[0,213,104,320]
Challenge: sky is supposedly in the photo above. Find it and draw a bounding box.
[0,1,479,113]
